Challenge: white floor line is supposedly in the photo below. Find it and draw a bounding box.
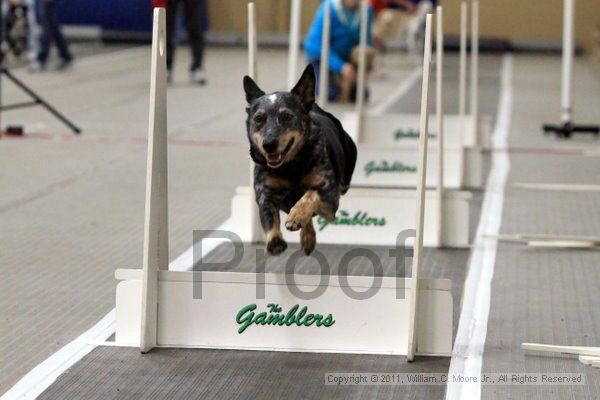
[1,218,232,400]
[0,311,116,400]
[370,65,422,115]
[445,54,513,400]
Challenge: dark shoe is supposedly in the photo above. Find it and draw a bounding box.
[28,61,46,73]
[56,59,73,71]
[189,69,207,85]
[349,85,370,103]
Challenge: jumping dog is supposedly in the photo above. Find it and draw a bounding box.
[243,64,357,255]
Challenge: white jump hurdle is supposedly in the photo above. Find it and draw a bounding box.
[114,7,453,360]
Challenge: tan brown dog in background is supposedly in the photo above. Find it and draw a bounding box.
[337,45,377,103]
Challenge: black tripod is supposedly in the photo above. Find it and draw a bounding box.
[543,121,599,139]
[0,0,80,134]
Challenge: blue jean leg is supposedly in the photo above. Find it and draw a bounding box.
[309,59,340,102]
[38,0,72,64]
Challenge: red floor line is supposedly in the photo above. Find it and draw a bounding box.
[0,131,247,148]
[1,131,596,156]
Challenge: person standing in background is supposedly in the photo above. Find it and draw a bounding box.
[166,0,206,85]
[30,0,73,71]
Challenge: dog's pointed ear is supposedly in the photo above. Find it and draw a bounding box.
[243,75,265,103]
[291,64,316,109]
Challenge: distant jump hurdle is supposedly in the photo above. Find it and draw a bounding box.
[329,0,489,190]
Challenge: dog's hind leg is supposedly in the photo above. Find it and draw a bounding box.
[260,205,287,255]
[300,219,316,255]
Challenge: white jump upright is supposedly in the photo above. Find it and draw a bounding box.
[140,7,169,353]
[115,8,453,359]
[247,3,263,243]
[287,0,302,90]
[435,5,444,247]
[458,1,467,149]
[355,0,369,140]
[318,1,331,107]
[248,3,258,80]
[407,13,433,362]
[470,0,479,137]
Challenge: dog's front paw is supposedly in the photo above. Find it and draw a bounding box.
[285,206,311,231]
[267,235,288,255]
[300,223,316,255]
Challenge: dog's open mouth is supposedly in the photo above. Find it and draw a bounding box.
[265,138,295,168]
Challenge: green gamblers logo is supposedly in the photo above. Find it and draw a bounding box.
[364,160,417,176]
[316,209,386,231]
[394,128,436,140]
[236,303,335,334]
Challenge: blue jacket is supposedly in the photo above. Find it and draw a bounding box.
[304,0,373,74]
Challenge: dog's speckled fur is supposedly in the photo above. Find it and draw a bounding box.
[243,65,357,255]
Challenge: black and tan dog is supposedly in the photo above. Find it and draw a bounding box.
[243,65,357,255]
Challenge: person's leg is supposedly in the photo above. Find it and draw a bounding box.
[166,0,180,72]
[330,70,344,102]
[309,58,340,102]
[309,59,321,94]
[36,0,52,66]
[183,0,205,77]
[5,5,18,55]
[26,0,40,63]
[46,1,72,65]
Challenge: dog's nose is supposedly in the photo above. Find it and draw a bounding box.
[262,139,278,154]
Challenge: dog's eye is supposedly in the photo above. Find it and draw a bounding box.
[253,113,265,124]
[278,112,293,124]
